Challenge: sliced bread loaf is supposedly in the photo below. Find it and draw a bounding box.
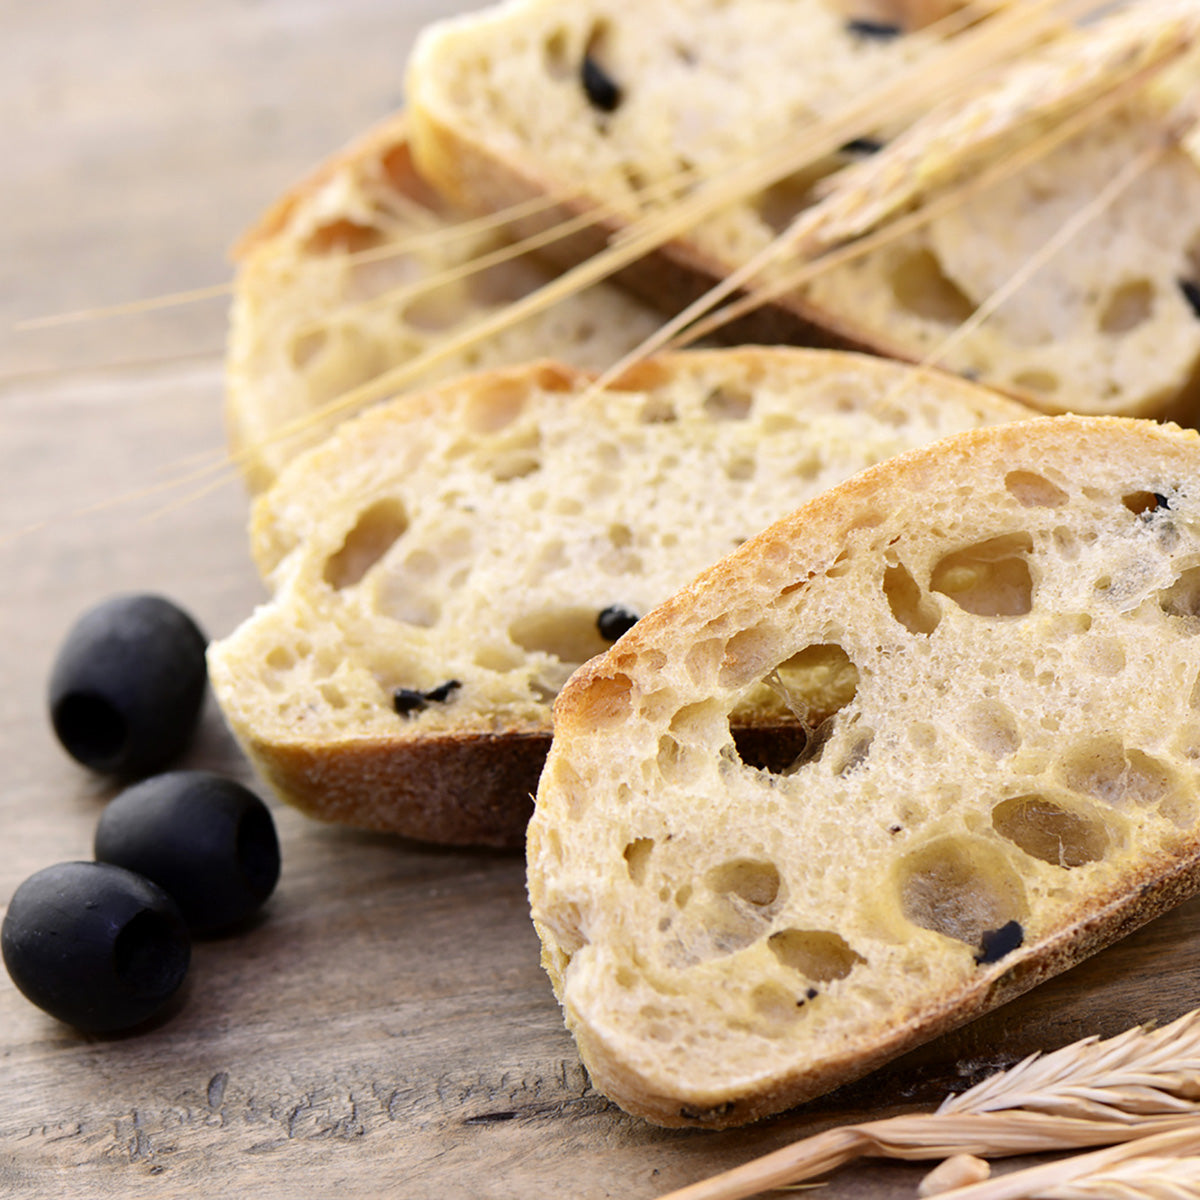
[226,113,663,492]
[206,348,1029,845]
[406,0,1200,421]
[528,414,1200,1128]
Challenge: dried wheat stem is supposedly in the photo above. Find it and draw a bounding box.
[791,0,1200,255]
[929,1126,1200,1200]
[289,164,702,340]
[1039,1155,1200,1199]
[664,46,1174,359]
[880,134,1164,407]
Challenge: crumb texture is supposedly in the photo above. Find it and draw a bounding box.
[226,123,663,492]
[529,415,1200,1126]
[207,348,1026,839]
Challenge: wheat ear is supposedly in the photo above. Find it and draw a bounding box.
[928,1127,1200,1199]
[651,1010,1200,1200]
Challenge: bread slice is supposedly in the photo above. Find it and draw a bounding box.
[528,414,1200,1128]
[406,0,1200,422]
[225,113,664,493]
[206,348,1029,845]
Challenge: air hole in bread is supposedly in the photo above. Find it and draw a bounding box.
[402,283,470,332]
[992,795,1109,868]
[542,28,573,80]
[474,644,523,672]
[463,377,528,433]
[574,672,634,728]
[623,838,654,885]
[1006,471,1068,508]
[898,838,1026,947]
[930,534,1033,617]
[960,700,1020,757]
[724,453,756,482]
[378,138,443,209]
[890,248,975,325]
[1098,279,1155,334]
[1061,737,1176,809]
[1011,368,1061,395]
[488,430,543,482]
[1159,566,1200,624]
[731,727,813,775]
[756,167,832,235]
[657,735,704,785]
[289,329,327,371]
[1122,490,1167,516]
[322,498,410,590]
[779,644,859,715]
[751,982,805,1028]
[703,386,753,420]
[304,218,382,256]
[883,561,940,634]
[265,647,295,672]
[318,683,347,710]
[509,608,609,669]
[467,258,545,308]
[768,929,864,981]
[717,626,781,690]
[640,395,677,423]
[706,859,782,908]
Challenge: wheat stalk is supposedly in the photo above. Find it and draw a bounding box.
[930,1128,1200,1199]
[1037,1155,1200,1199]
[651,1010,1200,1200]
[590,27,1176,392]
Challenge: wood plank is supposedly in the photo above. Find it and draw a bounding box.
[3,3,1200,1198]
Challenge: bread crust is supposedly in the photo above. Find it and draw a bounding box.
[245,728,550,846]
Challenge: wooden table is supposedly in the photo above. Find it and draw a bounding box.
[4,3,1200,1196]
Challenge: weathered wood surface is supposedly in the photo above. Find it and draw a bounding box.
[3,3,1200,1197]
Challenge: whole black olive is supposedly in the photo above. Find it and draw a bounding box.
[95,771,281,935]
[2,861,190,1032]
[48,594,208,777]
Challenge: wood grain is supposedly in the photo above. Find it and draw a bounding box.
[3,3,1200,1198]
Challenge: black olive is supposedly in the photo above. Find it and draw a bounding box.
[393,680,461,717]
[94,771,280,935]
[48,594,208,778]
[581,54,622,112]
[839,136,884,155]
[975,919,1024,965]
[597,605,639,641]
[1178,278,1200,319]
[846,18,902,39]
[2,861,190,1032]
